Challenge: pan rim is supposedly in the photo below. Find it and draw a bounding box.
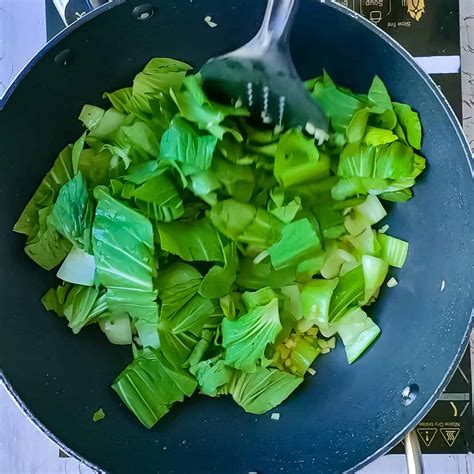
[0,1,472,472]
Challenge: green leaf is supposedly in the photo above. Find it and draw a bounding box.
[328,265,364,322]
[171,75,249,141]
[129,173,184,222]
[374,142,415,179]
[346,108,369,143]
[211,157,255,202]
[268,219,322,269]
[78,149,115,187]
[209,198,254,233]
[112,349,197,428]
[242,287,277,311]
[209,199,257,240]
[338,143,375,178]
[92,408,106,422]
[379,188,413,202]
[363,126,398,147]
[230,367,303,414]
[189,171,220,205]
[370,109,397,130]
[268,189,301,224]
[236,258,296,290]
[368,76,393,114]
[123,160,161,184]
[24,205,72,270]
[393,102,422,149]
[42,283,108,334]
[79,105,105,130]
[160,116,218,174]
[72,133,87,175]
[199,244,238,299]
[274,130,328,187]
[63,285,107,334]
[14,145,74,237]
[86,108,127,139]
[93,188,156,292]
[41,283,71,317]
[157,218,225,262]
[157,262,202,318]
[103,87,133,113]
[184,329,214,367]
[238,209,283,249]
[223,298,282,372]
[92,188,158,346]
[311,72,366,132]
[118,58,191,118]
[337,142,414,180]
[48,173,92,251]
[312,203,346,241]
[301,278,339,327]
[120,121,160,158]
[159,295,222,368]
[190,356,234,397]
[331,177,389,200]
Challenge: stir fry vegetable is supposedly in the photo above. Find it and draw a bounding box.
[14,58,424,428]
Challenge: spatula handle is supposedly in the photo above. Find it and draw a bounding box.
[255,0,298,50]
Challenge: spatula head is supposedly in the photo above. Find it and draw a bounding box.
[201,49,329,140]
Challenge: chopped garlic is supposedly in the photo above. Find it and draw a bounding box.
[318,339,328,349]
[204,15,218,28]
[280,347,290,360]
[327,337,336,349]
[314,128,329,145]
[305,121,317,135]
[285,339,296,349]
[271,413,280,421]
[387,277,398,288]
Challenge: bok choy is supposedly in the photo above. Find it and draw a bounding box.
[14,59,424,428]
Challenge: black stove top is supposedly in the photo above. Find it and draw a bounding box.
[46,0,470,456]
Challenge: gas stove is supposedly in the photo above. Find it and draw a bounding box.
[47,0,471,457]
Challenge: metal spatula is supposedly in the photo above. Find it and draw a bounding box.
[201,0,328,141]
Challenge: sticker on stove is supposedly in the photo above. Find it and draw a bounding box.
[358,0,392,24]
[416,428,438,447]
[440,428,460,447]
[418,421,461,429]
[404,0,425,22]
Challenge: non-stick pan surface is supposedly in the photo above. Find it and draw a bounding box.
[0,1,472,472]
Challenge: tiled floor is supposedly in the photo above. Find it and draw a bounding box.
[1,0,473,473]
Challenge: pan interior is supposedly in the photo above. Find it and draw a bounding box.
[0,1,472,473]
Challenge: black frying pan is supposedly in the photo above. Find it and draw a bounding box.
[0,1,472,472]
